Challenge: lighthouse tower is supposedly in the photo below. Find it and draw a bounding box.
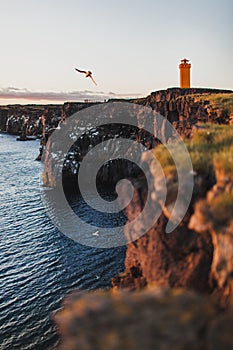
[179,58,191,88]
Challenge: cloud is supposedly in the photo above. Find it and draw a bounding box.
[0,87,142,103]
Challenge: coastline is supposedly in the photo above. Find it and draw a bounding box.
[1,87,233,349]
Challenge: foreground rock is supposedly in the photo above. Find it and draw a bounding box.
[189,158,233,309]
[55,287,224,350]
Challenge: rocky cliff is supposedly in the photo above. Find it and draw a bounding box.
[141,87,233,136]
[0,104,63,134]
[51,89,233,349]
[112,123,233,310]
[1,89,233,349]
[1,87,231,137]
[40,88,233,187]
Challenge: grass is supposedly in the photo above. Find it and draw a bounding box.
[189,124,233,176]
[153,124,233,179]
[213,145,233,181]
[152,144,176,177]
[210,190,233,226]
[152,123,233,229]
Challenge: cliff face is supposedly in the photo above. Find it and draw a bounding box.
[48,89,233,348]
[0,104,62,135]
[0,88,232,136]
[112,123,233,310]
[0,102,102,135]
[142,88,233,137]
[113,191,213,293]
[0,108,9,131]
[41,88,233,187]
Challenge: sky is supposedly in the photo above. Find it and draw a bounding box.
[0,0,232,104]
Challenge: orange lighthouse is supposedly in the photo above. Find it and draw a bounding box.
[179,58,191,88]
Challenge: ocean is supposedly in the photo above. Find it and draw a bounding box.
[0,133,125,349]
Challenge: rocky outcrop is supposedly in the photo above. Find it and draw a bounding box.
[0,102,102,135]
[112,202,213,294]
[41,103,156,188]
[62,101,101,120]
[55,287,233,350]
[141,88,233,138]
[112,123,233,310]
[0,108,8,131]
[112,170,214,294]
[0,104,62,135]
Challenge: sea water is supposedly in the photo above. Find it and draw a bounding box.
[0,133,125,350]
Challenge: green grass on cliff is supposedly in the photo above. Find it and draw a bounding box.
[189,124,233,177]
[153,124,233,179]
[153,124,233,228]
[213,145,233,181]
[192,125,233,228]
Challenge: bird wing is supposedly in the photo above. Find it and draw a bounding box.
[75,68,87,74]
[90,75,97,86]
[92,230,99,236]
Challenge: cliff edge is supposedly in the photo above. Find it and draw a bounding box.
[54,89,233,349]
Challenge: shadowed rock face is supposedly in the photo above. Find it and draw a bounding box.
[112,174,214,294]
[55,288,220,350]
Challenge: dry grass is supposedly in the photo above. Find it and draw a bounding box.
[213,145,233,181]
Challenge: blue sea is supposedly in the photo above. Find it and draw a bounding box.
[0,133,125,350]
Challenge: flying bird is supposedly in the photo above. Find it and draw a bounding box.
[75,68,97,86]
[92,230,99,236]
